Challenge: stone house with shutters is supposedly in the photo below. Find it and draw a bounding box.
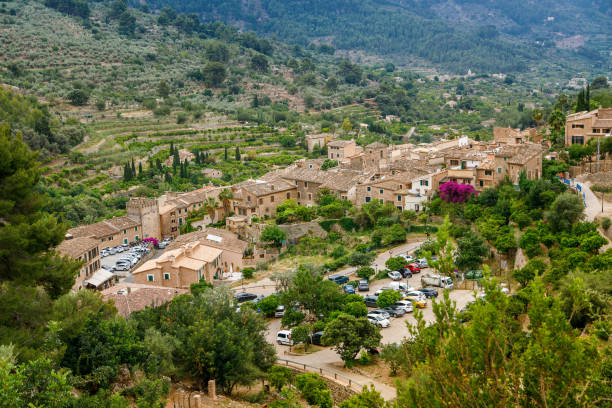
[56,236,101,291]
[132,241,222,288]
[565,108,612,146]
[231,177,297,219]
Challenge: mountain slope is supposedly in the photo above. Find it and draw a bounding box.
[141,0,611,74]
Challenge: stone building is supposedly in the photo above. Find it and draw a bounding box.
[231,177,297,219]
[565,108,612,146]
[166,228,249,277]
[327,139,361,160]
[132,241,222,288]
[56,235,101,291]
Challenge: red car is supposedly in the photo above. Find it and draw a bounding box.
[406,263,421,273]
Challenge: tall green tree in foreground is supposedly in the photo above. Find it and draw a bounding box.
[0,125,80,360]
[395,275,610,407]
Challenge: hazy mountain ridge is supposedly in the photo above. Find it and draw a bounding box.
[140,0,611,74]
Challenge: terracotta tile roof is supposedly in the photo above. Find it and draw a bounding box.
[281,167,329,183]
[320,170,367,192]
[68,221,118,239]
[239,178,296,196]
[328,139,354,147]
[134,242,222,275]
[167,228,248,254]
[56,236,99,259]
[366,142,387,149]
[102,282,188,317]
[104,215,140,230]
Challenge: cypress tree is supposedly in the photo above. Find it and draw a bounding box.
[173,149,180,167]
[123,162,131,181]
[224,147,228,161]
[156,158,162,171]
[138,162,143,177]
[131,158,136,175]
[169,141,174,156]
[165,170,171,183]
[235,146,241,161]
[586,84,590,109]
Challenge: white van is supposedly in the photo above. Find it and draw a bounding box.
[389,282,412,292]
[276,330,293,346]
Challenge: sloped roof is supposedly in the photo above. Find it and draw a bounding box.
[240,178,296,196]
[166,228,248,254]
[328,139,354,148]
[102,282,188,317]
[56,236,99,259]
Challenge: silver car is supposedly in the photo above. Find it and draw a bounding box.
[368,314,390,328]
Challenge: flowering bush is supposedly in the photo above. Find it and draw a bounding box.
[439,181,475,203]
[143,237,158,246]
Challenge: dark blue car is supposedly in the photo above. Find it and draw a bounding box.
[343,284,355,294]
[329,275,349,284]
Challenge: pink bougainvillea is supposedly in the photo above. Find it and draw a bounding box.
[143,237,158,246]
[438,181,476,203]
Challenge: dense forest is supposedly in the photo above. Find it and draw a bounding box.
[139,0,611,74]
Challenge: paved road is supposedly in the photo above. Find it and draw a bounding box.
[243,240,477,400]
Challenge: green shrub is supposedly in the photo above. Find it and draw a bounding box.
[318,219,338,232]
[356,266,375,280]
[339,217,356,232]
[268,366,293,391]
[295,373,332,407]
[601,217,611,231]
[242,267,255,279]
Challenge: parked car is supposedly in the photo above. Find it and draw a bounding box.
[406,263,421,273]
[311,331,325,346]
[233,292,258,303]
[114,262,130,271]
[101,264,112,271]
[398,267,413,278]
[416,258,429,268]
[328,275,349,284]
[274,305,285,318]
[343,284,355,294]
[419,287,439,298]
[357,280,369,291]
[374,286,394,296]
[387,271,403,281]
[405,290,427,303]
[364,295,379,308]
[108,247,118,255]
[100,249,109,257]
[276,330,293,346]
[400,254,414,262]
[383,306,406,317]
[393,301,413,313]
[368,309,391,319]
[402,295,427,309]
[367,314,390,328]
[395,300,415,313]
[389,282,412,292]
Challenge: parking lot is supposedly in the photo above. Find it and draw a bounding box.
[264,268,476,347]
[101,245,159,282]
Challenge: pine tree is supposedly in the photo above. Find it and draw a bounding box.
[235,146,241,161]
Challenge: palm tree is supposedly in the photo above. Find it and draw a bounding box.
[548,109,566,145]
[532,109,543,127]
[218,188,234,216]
[203,197,219,222]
